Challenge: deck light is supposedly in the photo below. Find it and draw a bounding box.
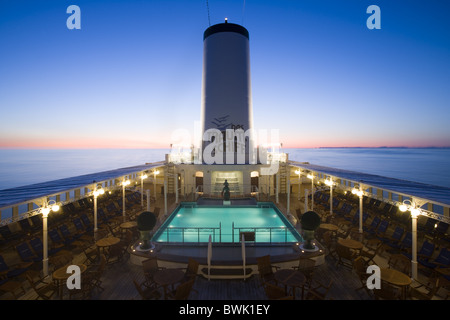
[140,173,148,207]
[295,170,300,175]
[93,184,105,239]
[307,174,313,180]
[399,200,420,216]
[352,188,363,197]
[122,178,131,222]
[411,208,421,217]
[399,199,422,280]
[40,199,59,217]
[39,199,60,276]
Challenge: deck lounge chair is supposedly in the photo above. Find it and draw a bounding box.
[263,283,294,300]
[49,228,75,248]
[0,254,31,279]
[363,216,381,233]
[18,218,34,234]
[256,255,279,286]
[379,226,405,246]
[30,215,43,230]
[166,279,195,300]
[386,231,412,253]
[59,224,83,242]
[16,242,42,264]
[28,237,61,259]
[419,247,450,271]
[0,277,26,299]
[133,278,160,300]
[402,239,435,261]
[418,217,437,234]
[0,225,22,243]
[25,271,57,300]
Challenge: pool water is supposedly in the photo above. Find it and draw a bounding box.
[152,203,303,244]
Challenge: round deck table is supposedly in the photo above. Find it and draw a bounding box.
[153,269,185,299]
[274,269,306,299]
[52,264,87,299]
[338,238,364,250]
[319,223,339,232]
[120,221,137,229]
[380,268,412,299]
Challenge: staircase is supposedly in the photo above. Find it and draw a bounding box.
[167,164,175,195]
[278,163,287,194]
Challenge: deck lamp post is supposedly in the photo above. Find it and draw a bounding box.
[39,199,60,277]
[140,172,148,207]
[146,189,151,211]
[307,173,314,210]
[122,178,131,222]
[352,186,364,234]
[399,200,420,280]
[153,170,160,200]
[324,178,334,217]
[93,184,105,240]
[295,169,301,201]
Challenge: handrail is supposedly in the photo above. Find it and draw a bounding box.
[163,222,221,243]
[231,221,296,244]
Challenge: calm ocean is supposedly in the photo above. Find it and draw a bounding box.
[0,148,449,191]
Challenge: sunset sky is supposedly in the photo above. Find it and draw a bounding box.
[1,0,449,149]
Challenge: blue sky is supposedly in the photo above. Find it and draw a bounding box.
[1,0,449,148]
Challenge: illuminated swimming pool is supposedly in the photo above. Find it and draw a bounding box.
[152,202,303,244]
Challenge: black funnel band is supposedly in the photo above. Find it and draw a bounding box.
[203,23,249,40]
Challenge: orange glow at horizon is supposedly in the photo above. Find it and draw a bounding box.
[0,137,170,149]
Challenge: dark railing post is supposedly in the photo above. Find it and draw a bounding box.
[232,222,234,243]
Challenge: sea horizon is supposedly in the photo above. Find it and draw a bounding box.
[1,147,450,192]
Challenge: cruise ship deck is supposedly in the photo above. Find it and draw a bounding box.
[0,159,449,303]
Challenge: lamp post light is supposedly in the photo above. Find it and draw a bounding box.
[324,177,334,217]
[399,200,421,280]
[352,185,364,234]
[93,184,105,240]
[122,178,131,222]
[307,173,314,210]
[140,172,148,207]
[39,199,60,277]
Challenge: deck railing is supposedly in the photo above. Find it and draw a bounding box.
[231,222,297,244]
[160,223,222,243]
